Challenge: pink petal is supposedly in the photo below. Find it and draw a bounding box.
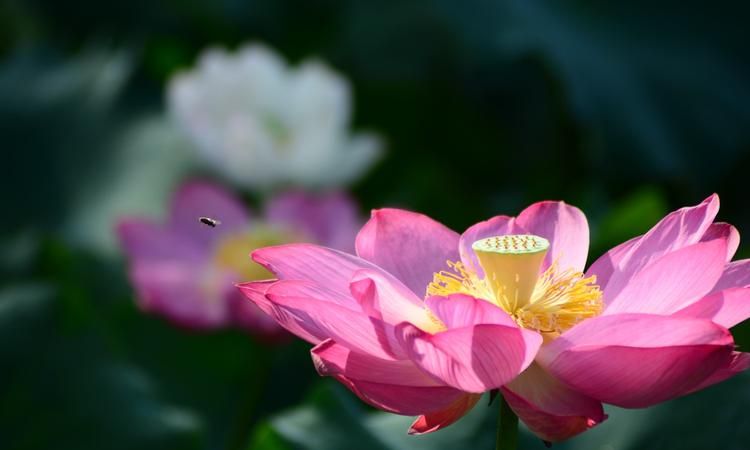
[265,190,360,253]
[459,215,519,275]
[228,288,287,339]
[333,375,470,416]
[116,219,204,262]
[261,277,357,308]
[264,283,398,359]
[712,259,750,293]
[350,269,436,357]
[700,222,740,262]
[312,339,473,417]
[515,201,590,272]
[603,239,727,315]
[588,194,719,300]
[460,202,590,275]
[502,363,606,443]
[686,351,750,394]
[539,313,734,408]
[397,322,542,393]
[236,280,277,317]
[238,280,342,345]
[350,268,429,325]
[130,261,228,329]
[312,339,440,386]
[424,294,517,329]
[673,287,750,329]
[169,180,251,247]
[252,243,382,297]
[355,208,460,296]
[584,235,640,293]
[408,394,482,435]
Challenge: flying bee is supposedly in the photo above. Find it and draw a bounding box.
[199,217,221,227]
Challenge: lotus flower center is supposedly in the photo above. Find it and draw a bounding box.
[213,226,298,280]
[262,114,292,146]
[427,234,602,334]
[472,235,550,309]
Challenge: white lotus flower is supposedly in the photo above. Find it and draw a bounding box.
[167,44,382,190]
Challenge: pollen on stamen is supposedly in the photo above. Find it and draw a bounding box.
[425,260,494,301]
[516,262,603,333]
[426,257,603,336]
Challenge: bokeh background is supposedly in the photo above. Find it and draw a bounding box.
[2,1,750,449]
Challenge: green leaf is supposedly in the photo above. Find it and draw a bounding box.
[62,113,193,256]
[0,47,194,256]
[31,237,317,450]
[439,1,750,185]
[268,381,388,450]
[546,372,750,450]
[259,381,498,450]
[0,282,205,450]
[247,422,293,450]
[260,370,750,450]
[625,372,750,450]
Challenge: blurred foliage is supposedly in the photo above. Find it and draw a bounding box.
[589,187,668,257]
[0,244,203,449]
[3,0,749,231]
[1,0,749,449]
[257,373,750,450]
[251,381,496,450]
[0,235,317,450]
[0,47,194,255]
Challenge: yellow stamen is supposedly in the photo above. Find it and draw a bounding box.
[214,226,300,280]
[426,260,494,300]
[426,234,602,336]
[517,262,602,333]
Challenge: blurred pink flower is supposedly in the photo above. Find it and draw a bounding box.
[239,195,749,440]
[117,180,359,338]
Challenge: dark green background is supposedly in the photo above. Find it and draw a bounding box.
[2,1,749,449]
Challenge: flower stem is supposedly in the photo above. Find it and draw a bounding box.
[496,394,518,450]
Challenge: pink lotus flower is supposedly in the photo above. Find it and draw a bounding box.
[239,195,750,440]
[117,181,359,338]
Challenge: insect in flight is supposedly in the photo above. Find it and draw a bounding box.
[199,217,221,227]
